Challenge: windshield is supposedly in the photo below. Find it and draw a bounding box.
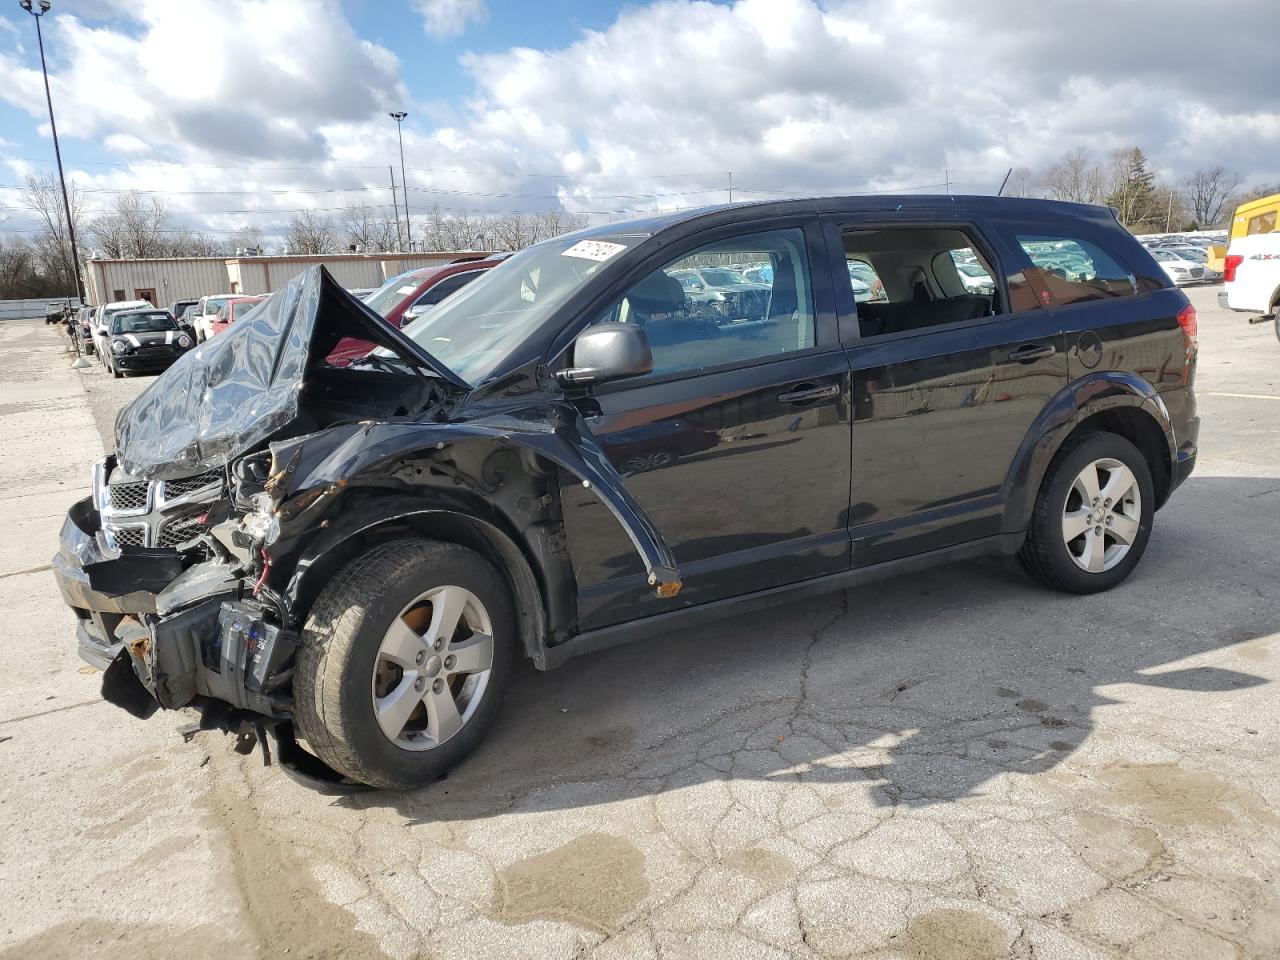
[396,235,636,385]
[113,312,177,334]
[203,297,233,314]
[700,268,748,286]
[365,272,431,317]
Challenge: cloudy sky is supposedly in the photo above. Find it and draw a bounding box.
[0,0,1277,244]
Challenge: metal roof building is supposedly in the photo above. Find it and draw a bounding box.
[82,251,495,307]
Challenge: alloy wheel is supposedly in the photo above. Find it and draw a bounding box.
[371,585,494,751]
[1061,457,1141,573]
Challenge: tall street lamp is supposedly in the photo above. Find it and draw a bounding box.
[19,0,86,304]
[389,111,411,249]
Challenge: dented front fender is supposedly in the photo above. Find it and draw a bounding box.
[268,402,682,598]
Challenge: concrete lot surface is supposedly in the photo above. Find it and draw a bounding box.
[1,286,1277,959]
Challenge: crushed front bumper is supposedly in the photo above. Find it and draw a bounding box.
[53,495,294,720]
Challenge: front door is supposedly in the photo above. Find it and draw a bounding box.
[821,216,1068,565]
[559,221,853,630]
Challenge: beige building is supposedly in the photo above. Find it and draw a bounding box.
[83,251,493,307]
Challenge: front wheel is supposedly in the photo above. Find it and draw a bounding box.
[1018,431,1155,594]
[293,539,517,789]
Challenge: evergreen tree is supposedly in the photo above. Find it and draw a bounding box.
[1106,148,1160,228]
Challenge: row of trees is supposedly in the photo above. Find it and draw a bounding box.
[280,205,589,255]
[0,172,590,299]
[1004,148,1273,232]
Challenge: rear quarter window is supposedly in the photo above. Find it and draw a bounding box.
[1015,234,1138,305]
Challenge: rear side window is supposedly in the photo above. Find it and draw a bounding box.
[1016,235,1136,304]
[840,227,1002,339]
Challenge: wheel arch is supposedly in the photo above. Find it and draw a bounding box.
[1003,372,1176,533]
[283,493,555,669]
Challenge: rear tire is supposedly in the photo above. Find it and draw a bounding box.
[1018,431,1155,594]
[293,539,517,789]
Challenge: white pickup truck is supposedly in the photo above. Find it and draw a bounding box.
[1220,233,1280,340]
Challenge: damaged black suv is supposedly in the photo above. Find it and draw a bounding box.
[53,197,1199,789]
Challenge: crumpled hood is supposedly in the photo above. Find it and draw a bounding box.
[114,265,465,481]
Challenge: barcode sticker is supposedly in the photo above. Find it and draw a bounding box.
[561,240,627,262]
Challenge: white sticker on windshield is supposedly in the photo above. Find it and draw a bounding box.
[397,285,418,295]
[561,240,627,262]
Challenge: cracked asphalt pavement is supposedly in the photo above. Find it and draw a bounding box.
[1,285,1277,959]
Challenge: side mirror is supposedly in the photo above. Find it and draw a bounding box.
[559,323,652,386]
[403,304,429,322]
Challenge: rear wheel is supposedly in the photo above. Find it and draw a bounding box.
[293,539,516,789]
[1019,431,1155,594]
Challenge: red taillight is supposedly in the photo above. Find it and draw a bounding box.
[1177,303,1198,348]
[1223,254,1243,283]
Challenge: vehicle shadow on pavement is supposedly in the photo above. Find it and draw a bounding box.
[340,475,1275,823]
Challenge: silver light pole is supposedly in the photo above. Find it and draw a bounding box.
[389,111,411,248]
[20,0,84,302]
[20,0,89,367]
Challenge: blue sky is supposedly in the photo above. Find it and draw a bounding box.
[0,0,1277,242]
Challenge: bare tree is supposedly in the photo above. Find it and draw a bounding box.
[170,230,225,257]
[228,225,266,255]
[89,191,173,259]
[284,209,338,255]
[1180,167,1241,227]
[1235,182,1280,205]
[0,236,35,298]
[22,172,85,294]
[339,202,399,252]
[1001,167,1039,199]
[418,205,588,252]
[1040,148,1105,204]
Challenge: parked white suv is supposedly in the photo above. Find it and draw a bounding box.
[192,295,238,343]
[1220,233,1280,338]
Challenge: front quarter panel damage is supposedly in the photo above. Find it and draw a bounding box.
[266,402,683,615]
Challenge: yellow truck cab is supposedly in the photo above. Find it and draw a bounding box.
[1207,193,1280,272]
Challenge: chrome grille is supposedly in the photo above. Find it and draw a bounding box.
[96,460,224,551]
[108,481,149,512]
[157,514,205,548]
[162,470,221,499]
[113,527,146,548]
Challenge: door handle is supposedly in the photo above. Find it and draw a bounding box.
[1007,342,1056,363]
[778,383,840,404]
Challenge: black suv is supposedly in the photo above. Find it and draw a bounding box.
[53,196,1198,789]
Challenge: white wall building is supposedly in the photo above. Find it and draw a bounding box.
[83,251,493,307]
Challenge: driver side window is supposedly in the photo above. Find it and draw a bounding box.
[589,228,815,378]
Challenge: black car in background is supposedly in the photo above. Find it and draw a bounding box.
[54,195,1197,789]
[103,309,194,377]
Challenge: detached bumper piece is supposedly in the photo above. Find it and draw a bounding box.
[53,497,295,718]
[102,599,296,718]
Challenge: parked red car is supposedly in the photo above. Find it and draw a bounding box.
[209,296,268,337]
[327,257,502,365]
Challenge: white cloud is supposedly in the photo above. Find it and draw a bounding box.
[413,0,488,40]
[2,0,1278,243]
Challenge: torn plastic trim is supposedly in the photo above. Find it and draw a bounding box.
[267,402,682,598]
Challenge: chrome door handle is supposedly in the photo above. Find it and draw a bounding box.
[1007,342,1056,363]
[778,383,840,404]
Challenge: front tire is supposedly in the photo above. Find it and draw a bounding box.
[1018,431,1155,594]
[293,539,517,789]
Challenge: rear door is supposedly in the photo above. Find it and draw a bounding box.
[820,214,1068,565]
[558,218,853,629]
